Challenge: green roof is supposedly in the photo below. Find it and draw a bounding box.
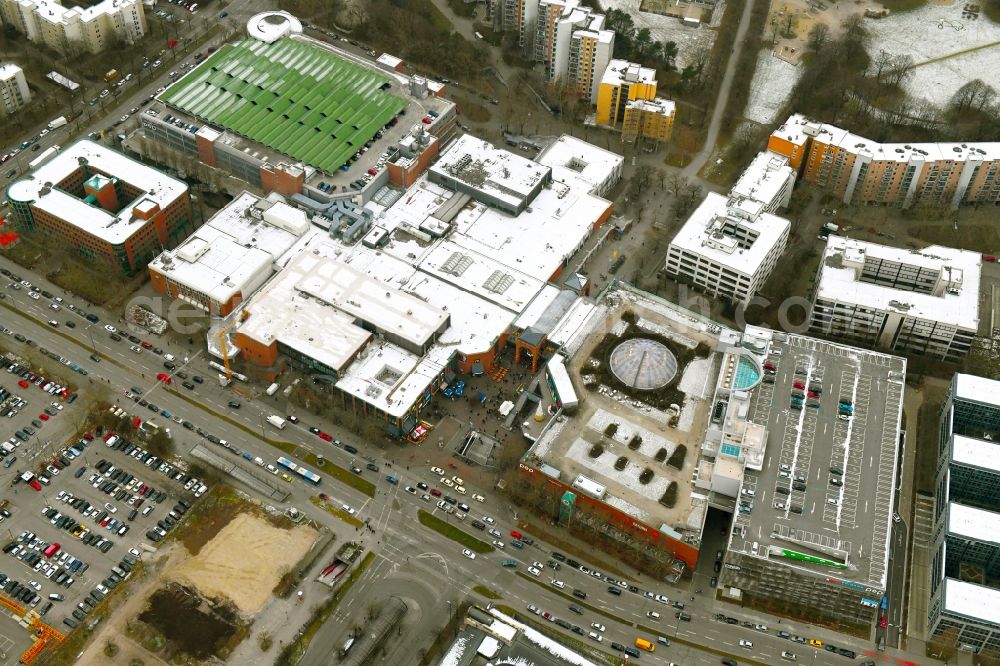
[160,38,406,174]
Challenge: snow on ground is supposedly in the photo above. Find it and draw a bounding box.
[438,635,471,666]
[586,407,680,460]
[598,0,717,68]
[637,316,697,348]
[865,2,1000,109]
[745,49,802,124]
[678,356,714,399]
[487,608,601,666]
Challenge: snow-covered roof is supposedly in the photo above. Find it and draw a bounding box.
[943,578,1000,626]
[669,192,790,276]
[536,134,623,193]
[25,0,138,25]
[7,140,188,245]
[947,502,1000,545]
[429,134,550,211]
[953,374,1000,407]
[245,11,302,43]
[951,434,1000,474]
[0,64,23,80]
[623,97,675,116]
[774,113,1000,162]
[148,192,308,305]
[419,240,543,313]
[601,59,656,85]
[816,236,980,331]
[729,151,794,210]
[376,53,402,68]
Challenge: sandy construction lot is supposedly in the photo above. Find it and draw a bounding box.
[168,513,318,614]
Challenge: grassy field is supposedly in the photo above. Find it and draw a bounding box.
[308,495,363,528]
[473,585,502,599]
[417,510,494,554]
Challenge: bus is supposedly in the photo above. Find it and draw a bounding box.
[546,355,578,411]
[277,456,322,486]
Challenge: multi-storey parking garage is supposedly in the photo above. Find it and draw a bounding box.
[717,326,906,630]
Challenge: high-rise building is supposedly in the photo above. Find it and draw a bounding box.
[6,141,191,275]
[929,375,1000,659]
[502,0,539,47]
[0,0,146,54]
[768,114,1000,209]
[534,0,612,100]
[0,63,30,116]
[810,237,981,362]
[596,60,675,142]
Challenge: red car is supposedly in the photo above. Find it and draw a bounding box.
[156,373,172,384]
[429,488,442,497]
[38,413,49,421]
[17,380,28,388]
[510,530,523,540]
[103,432,116,442]
[29,480,42,491]
[83,432,94,441]
[793,380,805,390]
[367,168,378,176]
[807,392,818,399]
[319,432,333,442]
[141,341,153,349]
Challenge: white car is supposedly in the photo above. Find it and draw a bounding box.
[551,580,565,588]
[104,503,117,513]
[588,632,603,642]
[130,345,142,353]
[532,561,544,570]
[440,477,455,488]
[482,516,495,524]
[491,540,505,549]
[430,466,444,475]
[461,549,476,560]
[739,639,753,648]
[741,488,755,497]
[28,580,41,590]
[128,548,141,558]
[590,622,606,632]
[472,494,486,503]
[755,623,768,632]
[104,324,117,333]
[341,504,355,515]
[527,566,541,577]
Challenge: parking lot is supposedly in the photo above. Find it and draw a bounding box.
[730,333,906,589]
[0,410,207,632]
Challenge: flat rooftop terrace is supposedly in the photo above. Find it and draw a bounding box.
[729,327,906,591]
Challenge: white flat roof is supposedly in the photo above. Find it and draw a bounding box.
[448,183,609,283]
[148,192,308,304]
[669,192,790,275]
[953,374,1000,407]
[430,134,550,209]
[947,502,1000,545]
[624,97,675,116]
[601,59,656,86]
[536,134,623,193]
[420,240,543,313]
[774,113,1000,162]
[729,151,793,207]
[816,236,981,330]
[377,53,402,68]
[0,64,23,79]
[7,140,188,245]
[515,285,563,331]
[943,578,1000,626]
[951,434,1000,474]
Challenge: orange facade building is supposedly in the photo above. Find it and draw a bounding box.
[768,114,1000,209]
[6,140,191,275]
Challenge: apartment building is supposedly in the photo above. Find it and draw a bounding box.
[928,375,1000,659]
[0,64,30,115]
[664,152,794,306]
[565,15,613,102]
[810,236,980,361]
[664,192,789,306]
[596,60,675,142]
[768,113,1000,209]
[502,0,539,47]
[0,0,146,54]
[6,141,190,275]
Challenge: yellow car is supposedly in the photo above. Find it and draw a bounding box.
[281,473,293,483]
[809,639,823,648]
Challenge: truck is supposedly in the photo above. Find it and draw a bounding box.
[267,415,286,430]
[265,382,280,396]
[29,145,60,170]
[104,69,119,82]
[47,117,67,130]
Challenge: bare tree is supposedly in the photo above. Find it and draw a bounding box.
[949,79,997,114]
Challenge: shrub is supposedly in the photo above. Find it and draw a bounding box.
[621,310,637,324]
[614,456,628,471]
[660,481,678,508]
[588,443,604,458]
[667,444,687,470]
[655,447,667,462]
[639,468,654,484]
[628,435,642,450]
[604,422,619,438]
